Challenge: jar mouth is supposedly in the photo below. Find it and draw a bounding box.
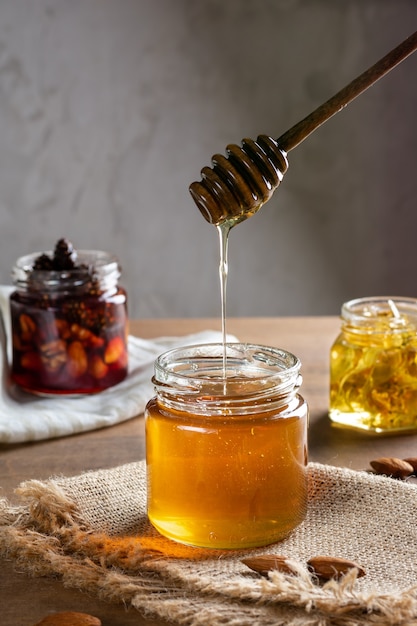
[12,250,120,290]
[153,343,301,408]
[342,296,417,333]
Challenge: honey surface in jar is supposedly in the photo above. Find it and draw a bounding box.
[145,360,308,550]
[329,297,417,433]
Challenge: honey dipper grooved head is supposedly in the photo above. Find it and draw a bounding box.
[189,135,288,226]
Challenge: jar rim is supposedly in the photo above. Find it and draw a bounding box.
[153,342,301,402]
[12,250,121,289]
[341,296,417,333]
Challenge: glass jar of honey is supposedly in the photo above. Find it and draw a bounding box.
[145,343,308,549]
[329,296,417,434]
[10,241,128,395]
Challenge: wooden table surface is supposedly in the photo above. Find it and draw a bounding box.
[2,317,417,626]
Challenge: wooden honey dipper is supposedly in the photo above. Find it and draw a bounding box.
[189,30,417,226]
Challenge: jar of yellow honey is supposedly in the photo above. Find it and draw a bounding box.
[329,296,417,434]
[145,343,308,549]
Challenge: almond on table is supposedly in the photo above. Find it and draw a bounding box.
[33,611,101,625]
[241,555,299,576]
[403,457,417,472]
[307,556,366,580]
[370,457,414,479]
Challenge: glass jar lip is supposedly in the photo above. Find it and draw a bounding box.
[153,342,301,398]
[341,296,417,332]
[12,249,121,288]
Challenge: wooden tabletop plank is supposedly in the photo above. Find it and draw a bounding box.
[1,317,416,625]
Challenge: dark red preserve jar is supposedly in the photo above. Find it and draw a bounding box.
[10,249,128,395]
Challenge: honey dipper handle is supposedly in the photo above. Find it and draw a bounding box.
[277,30,417,152]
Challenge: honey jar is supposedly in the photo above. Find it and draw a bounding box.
[329,296,417,433]
[10,240,128,395]
[145,343,308,549]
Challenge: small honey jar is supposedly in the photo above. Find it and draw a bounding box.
[145,342,308,549]
[10,239,128,395]
[329,296,417,434]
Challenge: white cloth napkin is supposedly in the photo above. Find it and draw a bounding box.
[0,286,237,444]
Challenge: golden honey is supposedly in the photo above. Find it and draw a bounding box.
[329,296,417,433]
[145,343,308,549]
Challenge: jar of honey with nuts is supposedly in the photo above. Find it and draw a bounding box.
[145,343,308,549]
[10,239,128,395]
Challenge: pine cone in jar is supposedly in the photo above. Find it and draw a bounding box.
[52,238,77,270]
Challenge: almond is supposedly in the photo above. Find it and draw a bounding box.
[67,341,88,378]
[241,554,299,576]
[70,324,104,348]
[104,336,125,364]
[33,611,101,625]
[307,556,365,580]
[403,457,417,473]
[370,457,413,479]
[89,355,109,379]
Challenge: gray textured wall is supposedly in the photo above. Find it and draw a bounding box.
[1,1,416,319]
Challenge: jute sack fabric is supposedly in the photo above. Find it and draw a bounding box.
[1,461,417,626]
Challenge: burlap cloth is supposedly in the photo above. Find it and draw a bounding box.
[1,461,417,625]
